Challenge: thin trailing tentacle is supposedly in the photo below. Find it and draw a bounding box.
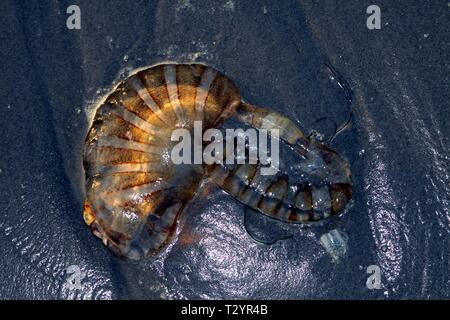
[328,112,353,146]
[322,62,354,146]
[243,206,293,246]
[311,112,353,147]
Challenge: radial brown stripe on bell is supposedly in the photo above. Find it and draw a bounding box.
[95,108,154,144]
[258,176,288,216]
[329,183,352,215]
[84,146,157,167]
[130,72,173,127]
[108,80,166,129]
[203,73,241,128]
[91,172,169,195]
[164,64,189,126]
[139,65,178,126]
[84,128,163,172]
[176,64,204,124]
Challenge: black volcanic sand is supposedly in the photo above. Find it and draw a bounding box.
[0,0,448,299]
